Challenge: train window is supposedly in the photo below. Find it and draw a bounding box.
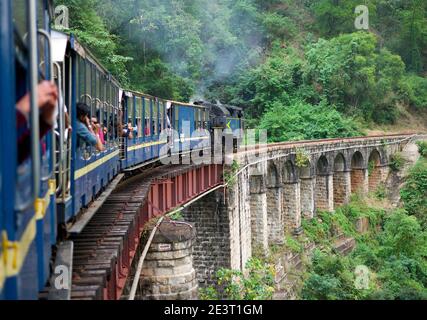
[159,102,164,133]
[204,109,209,129]
[12,0,27,43]
[128,96,134,127]
[37,0,47,78]
[85,60,92,106]
[144,98,151,137]
[78,57,85,103]
[153,100,158,136]
[91,65,97,119]
[94,71,101,122]
[175,106,179,134]
[135,96,142,138]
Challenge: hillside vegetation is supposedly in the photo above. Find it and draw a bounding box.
[54,0,427,140]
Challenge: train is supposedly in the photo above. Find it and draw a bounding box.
[0,0,244,300]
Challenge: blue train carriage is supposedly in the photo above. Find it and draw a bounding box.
[169,101,210,157]
[1,0,58,299]
[122,90,169,169]
[51,30,122,224]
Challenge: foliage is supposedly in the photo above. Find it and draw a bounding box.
[54,0,427,139]
[224,160,240,187]
[302,249,373,300]
[295,148,310,168]
[305,32,405,124]
[401,158,427,227]
[200,258,275,300]
[374,184,387,200]
[284,235,304,254]
[168,210,184,221]
[302,157,427,301]
[54,0,132,84]
[399,75,427,109]
[416,141,427,158]
[302,200,427,300]
[389,152,406,171]
[259,100,362,142]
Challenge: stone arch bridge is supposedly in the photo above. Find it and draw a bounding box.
[181,134,422,287]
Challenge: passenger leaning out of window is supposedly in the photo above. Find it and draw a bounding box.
[76,103,105,152]
[91,117,105,145]
[16,80,58,165]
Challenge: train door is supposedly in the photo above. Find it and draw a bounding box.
[74,55,90,213]
[127,95,136,166]
[135,96,143,165]
[52,30,73,224]
[152,100,161,159]
[143,97,152,161]
[172,105,180,155]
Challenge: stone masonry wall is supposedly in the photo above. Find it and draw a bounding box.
[369,166,389,192]
[333,171,351,207]
[267,187,284,244]
[283,182,302,233]
[182,191,231,288]
[300,177,315,219]
[351,169,368,195]
[315,174,334,212]
[140,222,198,300]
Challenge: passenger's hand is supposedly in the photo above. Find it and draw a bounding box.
[16,81,58,125]
[38,81,58,110]
[38,81,58,125]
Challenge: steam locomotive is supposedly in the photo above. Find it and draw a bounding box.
[0,0,243,299]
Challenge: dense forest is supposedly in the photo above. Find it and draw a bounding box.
[54,0,427,141]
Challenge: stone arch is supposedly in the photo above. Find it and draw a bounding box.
[368,149,385,192]
[315,156,334,211]
[266,162,280,188]
[333,153,350,207]
[351,151,367,195]
[317,156,329,175]
[266,162,284,244]
[283,160,298,183]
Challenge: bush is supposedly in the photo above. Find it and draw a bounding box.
[399,75,427,109]
[200,258,275,300]
[259,100,362,142]
[416,141,427,158]
[389,153,406,171]
[401,159,427,226]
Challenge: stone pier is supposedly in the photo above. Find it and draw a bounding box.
[140,221,198,300]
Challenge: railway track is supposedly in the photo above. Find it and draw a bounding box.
[42,164,209,300]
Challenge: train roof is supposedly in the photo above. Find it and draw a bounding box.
[51,30,120,87]
[166,99,208,110]
[124,89,160,101]
[193,101,242,116]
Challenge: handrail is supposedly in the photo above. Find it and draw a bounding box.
[53,62,65,198]
[37,29,54,183]
[28,0,40,200]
